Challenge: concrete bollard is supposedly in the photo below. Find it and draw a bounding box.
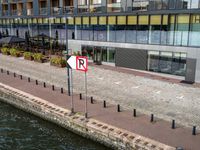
[1,68,3,73]
[103,101,106,108]
[151,114,154,122]
[7,70,9,75]
[192,126,196,135]
[172,120,175,129]
[90,97,93,104]
[43,82,46,88]
[117,104,120,112]
[14,73,16,77]
[80,93,82,100]
[133,109,136,117]
[52,85,55,91]
[20,75,22,80]
[28,77,30,82]
[36,80,38,85]
[61,88,63,94]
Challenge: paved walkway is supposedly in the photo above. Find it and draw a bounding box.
[0,70,200,150]
[1,54,200,129]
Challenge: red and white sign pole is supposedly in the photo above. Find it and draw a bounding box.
[67,55,88,118]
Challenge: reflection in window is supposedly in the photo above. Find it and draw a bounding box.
[116,25,126,42]
[82,25,90,40]
[107,25,116,42]
[148,51,186,76]
[174,15,189,46]
[137,25,149,44]
[125,25,137,43]
[189,15,200,46]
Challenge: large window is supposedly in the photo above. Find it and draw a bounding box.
[189,15,200,46]
[116,25,126,42]
[148,51,186,76]
[137,16,149,44]
[174,15,189,46]
[132,0,149,11]
[149,15,161,44]
[107,0,121,12]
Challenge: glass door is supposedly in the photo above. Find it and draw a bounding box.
[94,46,102,65]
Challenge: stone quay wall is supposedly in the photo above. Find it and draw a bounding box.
[0,83,175,150]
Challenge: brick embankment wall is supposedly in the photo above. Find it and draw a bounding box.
[0,83,175,150]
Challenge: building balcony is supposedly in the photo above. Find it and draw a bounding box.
[11,10,22,16]
[78,5,89,13]
[90,4,102,13]
[39,7,48,15]
[63,6,74,15]
[27,9,33,16]
[2,10,9,16]
[107,2,122,12]
[51,7,62,15]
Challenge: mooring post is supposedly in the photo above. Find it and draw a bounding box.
[36,80,38,85]
[117,104,120,112]
[7,70,9,75]
[52,85,55,91]
[90,97,93,104]
[43,82,46,88]
[14,73,16,77]
[80,93,82,100]
[1,68,3,73]
[151,114,154,122]
[61,88,63,94]
[28,77,30,82]
[192,126,196,135]
[133,109,136,117]
[103,101,106,108]
[20,75,22,80]
[172,120,175,129]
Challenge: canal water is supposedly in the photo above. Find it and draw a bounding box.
[0,101,110,150]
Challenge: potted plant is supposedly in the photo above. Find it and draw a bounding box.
[9,48,21,57]
[50,57,66,68]
[33,53,45,63]
[23,52,34,61]
[1,47,10,55]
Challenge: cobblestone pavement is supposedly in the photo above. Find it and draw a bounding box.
[1,54,200,128]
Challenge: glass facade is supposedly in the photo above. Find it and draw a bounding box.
[1,14,200,47]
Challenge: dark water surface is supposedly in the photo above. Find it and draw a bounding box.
[0,101,110,150]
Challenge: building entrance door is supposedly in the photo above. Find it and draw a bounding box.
[94,46,102,65]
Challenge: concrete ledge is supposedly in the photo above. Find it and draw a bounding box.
[0,83,175,150]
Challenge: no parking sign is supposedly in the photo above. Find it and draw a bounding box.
[67,56,88,72]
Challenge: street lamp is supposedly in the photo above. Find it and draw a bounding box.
[63,16,73,112]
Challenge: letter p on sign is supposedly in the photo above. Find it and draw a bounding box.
[76,56,88,72]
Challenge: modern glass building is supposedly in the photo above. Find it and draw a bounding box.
[0,0,200,82]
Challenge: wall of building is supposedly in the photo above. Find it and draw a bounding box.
[68,39,200,83]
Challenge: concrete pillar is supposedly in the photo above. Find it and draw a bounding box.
[73,0,78,15]
[59,0,63,15]
[8,3,11,16]
[101,0,107,13]
[33,0,39,16]
[121,0,127,12]
[126,0,133,12]
[22,0,27,16]
[47,0,51,16]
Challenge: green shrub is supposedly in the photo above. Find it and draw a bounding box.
[50,57,66,66]
[33,53,44,61]
[23,52,33,59]
[9,48,21,57]
[1,47,9,55]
